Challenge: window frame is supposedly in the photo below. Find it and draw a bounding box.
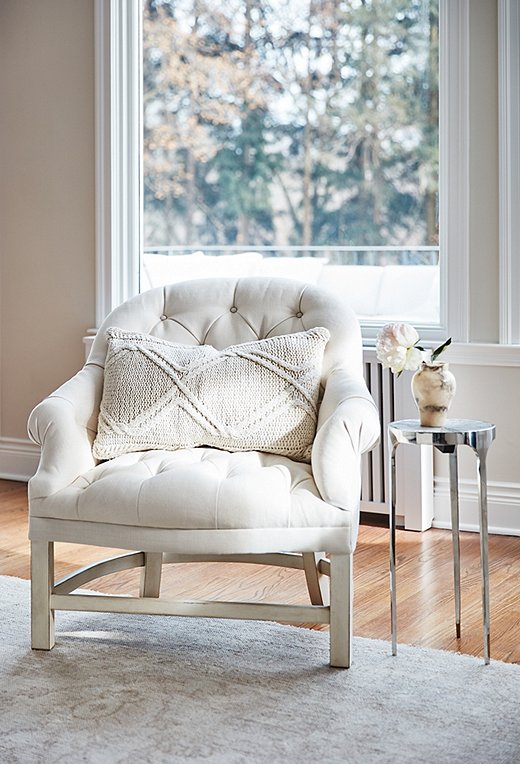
[95,0,142,327]
[95,0,469,343]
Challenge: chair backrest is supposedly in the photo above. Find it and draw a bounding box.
[87,277,363,380]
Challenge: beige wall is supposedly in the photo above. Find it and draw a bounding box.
[435,364,520,483]
[0,0,517,489]
[0,0,95,440]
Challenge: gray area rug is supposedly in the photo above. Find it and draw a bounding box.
[1,576,519,764]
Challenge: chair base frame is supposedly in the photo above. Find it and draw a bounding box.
[31,540,352,668]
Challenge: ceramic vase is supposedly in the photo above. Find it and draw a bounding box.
[411,362,456,427]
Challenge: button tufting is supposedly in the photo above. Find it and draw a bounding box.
[230,306,238,313]
[160,314,168,321]
[296,311,303,318]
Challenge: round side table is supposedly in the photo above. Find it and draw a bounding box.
[388,419,496,664]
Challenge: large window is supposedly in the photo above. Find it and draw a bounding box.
[141,0,440,325]
[95,0,469,341]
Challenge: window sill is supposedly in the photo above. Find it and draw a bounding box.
[363,342,520,367]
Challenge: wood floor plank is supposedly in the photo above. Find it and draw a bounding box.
[2,479,519,663]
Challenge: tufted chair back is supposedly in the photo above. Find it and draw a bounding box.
[30,277,371,501]
[87,277,363,380]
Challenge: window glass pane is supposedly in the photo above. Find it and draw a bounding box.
[142,0,439,324]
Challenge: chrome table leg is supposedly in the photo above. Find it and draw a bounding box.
[476,446,491,664]
[448,448,461,639]
[390,441,398,656]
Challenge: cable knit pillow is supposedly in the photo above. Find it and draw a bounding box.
[93,326,330,463]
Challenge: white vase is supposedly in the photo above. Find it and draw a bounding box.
[411,362,456,427]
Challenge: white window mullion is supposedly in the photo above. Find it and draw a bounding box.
[94,0,110,327]
[499,0,520,344]
[95,0,141,326]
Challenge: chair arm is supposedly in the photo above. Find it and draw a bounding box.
[27,365,104,499]
[312,369,380,512]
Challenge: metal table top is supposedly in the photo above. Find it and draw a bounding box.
[388,419,496,450]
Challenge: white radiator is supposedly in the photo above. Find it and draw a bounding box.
[361,348,434,531]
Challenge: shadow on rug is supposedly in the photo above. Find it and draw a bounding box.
[1,576,519,763]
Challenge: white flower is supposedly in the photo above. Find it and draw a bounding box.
[376,323,452,377]
[403,345,424,371]
[377,322,419,352]
[376,322,423,375]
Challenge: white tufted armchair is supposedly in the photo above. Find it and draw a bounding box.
[28,277,380,667]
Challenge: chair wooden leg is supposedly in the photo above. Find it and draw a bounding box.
[302,552,329,605]
[31,540,55,650]
[139,552,163,598]
[329,553,353,668]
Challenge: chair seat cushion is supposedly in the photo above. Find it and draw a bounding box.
[31,448,351,531]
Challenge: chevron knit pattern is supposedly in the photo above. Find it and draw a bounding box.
[93,327,330,462]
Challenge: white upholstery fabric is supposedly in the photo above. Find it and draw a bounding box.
[30,449,350,530]
[93,327,329,462]
[313,369,382,512]
[86,278,363,375]
[28,277,380,557]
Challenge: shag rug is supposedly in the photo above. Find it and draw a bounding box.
[1,576,520,764]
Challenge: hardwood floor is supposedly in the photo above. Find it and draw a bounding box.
[2,479,520,663]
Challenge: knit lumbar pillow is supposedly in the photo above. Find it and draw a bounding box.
[92,326,330,462]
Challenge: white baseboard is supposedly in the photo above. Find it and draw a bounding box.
[0,437,39,482]
[433,477,520,536]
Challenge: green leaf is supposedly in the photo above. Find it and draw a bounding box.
[431,337,452,362]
